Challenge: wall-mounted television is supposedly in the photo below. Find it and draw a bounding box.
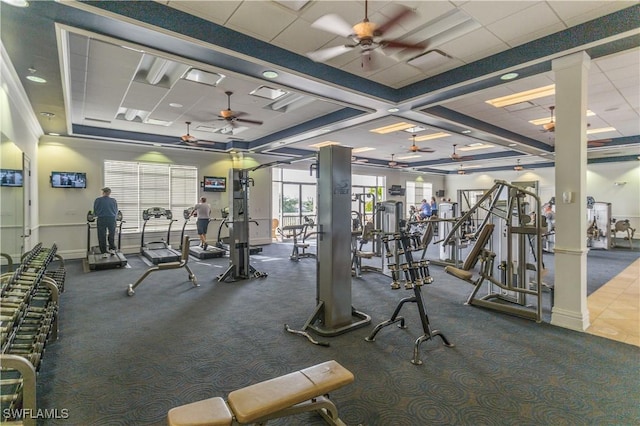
[0,169,23,187]
[203,176,226,192]
[51,171,87,188]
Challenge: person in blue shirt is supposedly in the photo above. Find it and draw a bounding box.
[419,199,431,219]
[93,187,119,257]
[430,197,438,218]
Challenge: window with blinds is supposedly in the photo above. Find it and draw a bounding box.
[104,160,198,233]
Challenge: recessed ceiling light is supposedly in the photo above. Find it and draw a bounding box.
[587,127,616,135]
[262,70,279,79]
[508,143,518,147]
[403,126,426,133]
[458,143,494,152]
[169,103,183,108]
[486,84,555,108]
[500,72,519,80]
[387,107,400,113]
[309,141,340,149]
[352,147,375,153]
[370,122,415,134]
[461,130,471,134]
[413,132,450,142]
[26,75,46,83]
[40,112,55,118]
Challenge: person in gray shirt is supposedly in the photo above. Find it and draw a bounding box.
[93,187,118,257]
[192,197,212,249]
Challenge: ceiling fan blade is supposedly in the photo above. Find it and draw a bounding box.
[374,5,415,36]
[381,40,427,50]
[235,118,263,126]
[311,14,354,38]
[588,138,612,147]
[361,50,374,71]
[307,45,354,63]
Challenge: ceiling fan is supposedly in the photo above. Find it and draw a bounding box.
[217,91,263,127]
[180,121,197,145]
[513,159,534,171]
[541,106,556,132]
[179,122,216,147]
[450,144,473,162]
[408,134,435,153]
[306,0,426,70]
[388,154,408,168]
[351,156,369,164]
[588,138,612,147]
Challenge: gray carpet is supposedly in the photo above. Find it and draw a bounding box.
[35,242,639,425]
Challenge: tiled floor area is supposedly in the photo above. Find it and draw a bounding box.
[586,258,640,347]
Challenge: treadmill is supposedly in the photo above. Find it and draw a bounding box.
[140,207,181,265]
[180,208,224,260]
[86,210,128,270]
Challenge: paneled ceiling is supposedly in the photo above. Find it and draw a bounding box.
[1,0,638,174]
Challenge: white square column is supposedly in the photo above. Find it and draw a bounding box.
[551,51,591,331]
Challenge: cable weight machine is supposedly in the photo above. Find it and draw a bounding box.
[217,168,267,282]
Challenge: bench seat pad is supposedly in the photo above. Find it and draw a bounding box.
[444,266,473,282]
[227,360,353,424]
[355,251,375,259]
[167,397,232,426]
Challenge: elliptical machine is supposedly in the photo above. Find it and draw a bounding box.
[86,210,128,270]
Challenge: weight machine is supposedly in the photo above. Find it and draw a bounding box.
[217,168,267,282]
[281,216,316,261]
[286,145,370,342]
[587,200,611,250]
[443,180,545,322]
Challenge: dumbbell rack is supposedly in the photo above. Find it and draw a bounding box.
[366,231,453,365]
[382,230,433,290]
[1,243,62,426]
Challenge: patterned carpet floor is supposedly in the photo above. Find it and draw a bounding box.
[36,241,640,425]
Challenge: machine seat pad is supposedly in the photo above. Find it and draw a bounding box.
[295,243,310,248]
[167,397,232,426]
[227,360,353,424]
[444,266,473,282]
[356,251,375,259]
[158,261,183,270]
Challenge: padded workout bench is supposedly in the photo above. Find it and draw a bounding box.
[167,360,353,425]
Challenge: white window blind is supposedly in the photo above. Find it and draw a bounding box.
[104,160,198,232]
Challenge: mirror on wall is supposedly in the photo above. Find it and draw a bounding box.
[0,134,25,266]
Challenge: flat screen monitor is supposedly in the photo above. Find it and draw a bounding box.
[0,169,23,187]
[51,171,87,188]
[203,176,226,192]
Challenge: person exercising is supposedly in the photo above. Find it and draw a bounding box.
[192,197,212,250]
[93,187,118,257]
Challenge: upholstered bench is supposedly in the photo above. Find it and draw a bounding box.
[167,360,354,426]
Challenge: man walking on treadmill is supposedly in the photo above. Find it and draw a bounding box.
[93,187,119,258]
[192,197,212,250]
